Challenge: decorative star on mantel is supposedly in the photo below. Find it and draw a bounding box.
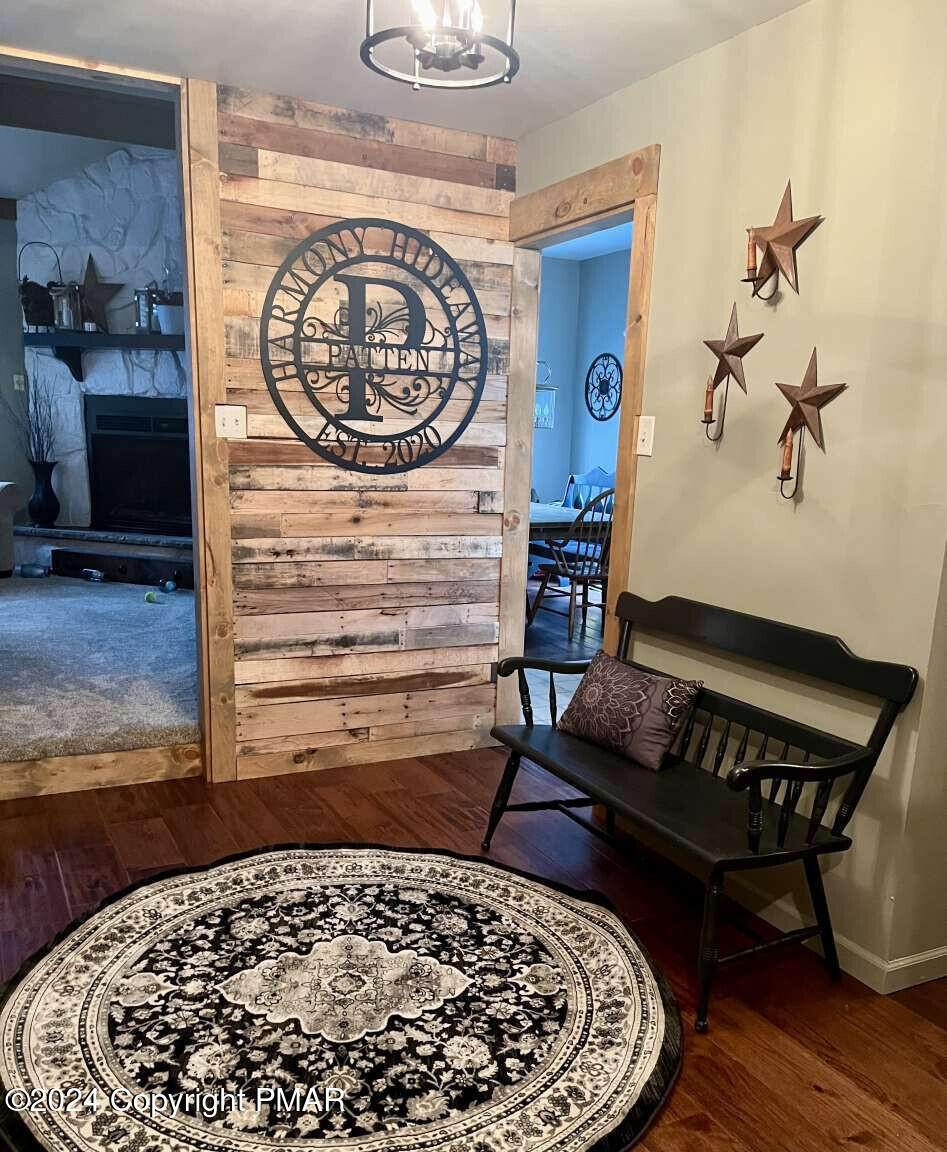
[748,182,823,297]
[703,303,764,392]
[775,348,847,449]
[81,255,123,334]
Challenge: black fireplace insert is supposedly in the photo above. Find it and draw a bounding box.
[85,395,192,536]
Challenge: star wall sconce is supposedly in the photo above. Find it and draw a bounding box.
[775,348,847,499]
[701,303,763,441]
[742,182,823,301]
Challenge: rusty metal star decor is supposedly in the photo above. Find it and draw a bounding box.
[704,303,764,392]
[80,255,123,334]
[744,182,823,299]
[775,348,847,498]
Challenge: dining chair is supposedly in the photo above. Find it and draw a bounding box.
[529,467,616,570]
[561,466,616,510]
[527,488,613,640]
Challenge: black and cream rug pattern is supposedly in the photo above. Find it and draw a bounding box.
[0,847,681,1152]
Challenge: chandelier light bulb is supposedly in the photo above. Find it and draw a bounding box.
[412,0,437,29]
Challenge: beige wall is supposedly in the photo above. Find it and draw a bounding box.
[519,0,947,987]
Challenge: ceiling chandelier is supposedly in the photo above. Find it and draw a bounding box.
[361,1,520,90]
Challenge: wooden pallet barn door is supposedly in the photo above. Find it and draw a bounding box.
[186,81,526,782]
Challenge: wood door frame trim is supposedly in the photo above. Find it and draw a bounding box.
[0,47,224,785]
[504,145,660,664]
[0,744,202,802]
[183,79,236,782]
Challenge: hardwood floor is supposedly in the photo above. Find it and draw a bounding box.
[525,575,603,661]
[1,749,944,1151]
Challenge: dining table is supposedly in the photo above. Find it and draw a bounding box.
[529,501,584,542]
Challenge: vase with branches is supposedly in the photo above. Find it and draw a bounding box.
[1,375,60,527]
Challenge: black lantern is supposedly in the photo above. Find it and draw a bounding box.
[361,1,519,90]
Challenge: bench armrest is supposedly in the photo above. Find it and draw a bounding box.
[725,747,872,851]
[496,657,591,728]
[725,747,871,791]
[496,657,592,677]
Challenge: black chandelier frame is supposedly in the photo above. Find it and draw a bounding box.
[361,0,520,90]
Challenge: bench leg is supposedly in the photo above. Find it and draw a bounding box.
[804,856,841,982]
[481,752,521,852]
[695,876,723,1033]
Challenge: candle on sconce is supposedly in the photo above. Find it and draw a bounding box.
[702,378,715,424]
[746,229,757,279]
[779,429,794,480]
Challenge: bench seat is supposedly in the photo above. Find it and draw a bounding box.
[494,724,851,872]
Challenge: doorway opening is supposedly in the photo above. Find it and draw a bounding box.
[0,66,201,786]
[526,219,631,665]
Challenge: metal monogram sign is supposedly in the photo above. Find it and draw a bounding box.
[260,218,488,473]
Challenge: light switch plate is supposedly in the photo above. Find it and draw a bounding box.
[12,373,25,392]
[636,415,655,456]
[214,404,247,439]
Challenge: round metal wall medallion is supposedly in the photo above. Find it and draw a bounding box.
[260,219,488,474]
[585,352,623,421]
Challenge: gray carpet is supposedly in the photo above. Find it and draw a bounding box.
[0,575,199,761]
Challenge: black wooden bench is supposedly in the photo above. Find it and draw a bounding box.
[483,593,917,1031]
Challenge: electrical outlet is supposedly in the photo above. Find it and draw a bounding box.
[12,373,25,392]
[636,415,655,456]
[214,404,247,439]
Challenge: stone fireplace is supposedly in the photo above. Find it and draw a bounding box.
[17,144,186,529]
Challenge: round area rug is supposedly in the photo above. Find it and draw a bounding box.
[0,846,680,1152]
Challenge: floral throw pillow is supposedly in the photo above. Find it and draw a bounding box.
[557,650,702,771]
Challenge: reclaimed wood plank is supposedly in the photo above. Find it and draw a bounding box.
[242,412,508,446]
[237,684,497,741]
[234,644,498,685]
[386,557,501,582]
[236,664,492,708]
[219,111,509,190]
[232,535,503,563]
[220,201,514,264]
[221,227,514,287]
[273,512,503,539]
[235,728,498,779]
[232,559,387,589]
[235,602,498,645]
[236,727,370,758]
[220,175,509,241]
[228,441,500,470]
[236,620,498,661]
[226,386,508,424]
[235,580,499,615]
[231,488,480,515]
[256,149,512,217]
[217,85,515,165]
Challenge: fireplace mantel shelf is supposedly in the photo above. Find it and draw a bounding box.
[23,331,186,382]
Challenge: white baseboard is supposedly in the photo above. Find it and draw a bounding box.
[728,876,947,995]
